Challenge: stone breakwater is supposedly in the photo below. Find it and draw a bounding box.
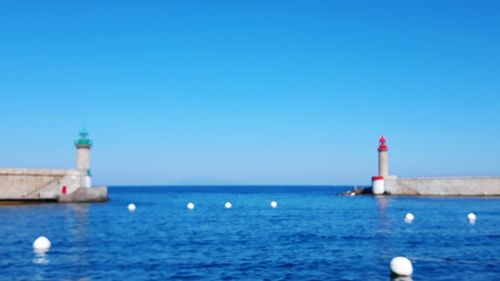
[0,168,107,202]
[371,136,500,196]
[384,176,500,196]
[0,131,108,203]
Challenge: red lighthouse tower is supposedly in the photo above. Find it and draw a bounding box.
[378,135,389,177]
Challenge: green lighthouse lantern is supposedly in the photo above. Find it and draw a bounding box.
[75,129,93,149]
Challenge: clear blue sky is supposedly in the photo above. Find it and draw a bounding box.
[0,1,499,185]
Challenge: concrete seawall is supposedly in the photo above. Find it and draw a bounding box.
[384,177,500,196]
[0,168,107,202]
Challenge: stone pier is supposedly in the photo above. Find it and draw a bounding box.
[371,136,500,196]
[384,176,500,196]
[0,130,108,203]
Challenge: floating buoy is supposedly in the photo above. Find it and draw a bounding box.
[467,212,476,223]
[270,201,278,209]
[127,203,136,212]
[224,202,232,209]
[404,213,414,223]
[390,256,413,276]
[33,236,51,251]
[187,202,195,210]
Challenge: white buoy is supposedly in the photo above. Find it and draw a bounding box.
[224,202,232,209]
[270,200,278,209]
[404,213,414,223]
[187,202,195,210]
[372,176,385,195]
[390,256,413,276]
[467,212,477,222]
[33,236,51,251]
[127,203,136,212]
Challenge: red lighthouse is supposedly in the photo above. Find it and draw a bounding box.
[378,135,389,177]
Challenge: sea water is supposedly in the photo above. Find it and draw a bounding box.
[1,186,499,280]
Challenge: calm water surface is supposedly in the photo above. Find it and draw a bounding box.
[1,186,499,280]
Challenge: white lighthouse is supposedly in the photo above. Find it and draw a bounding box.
[378,135,389,177]
[75,129,92,188]
[372,135,389,195]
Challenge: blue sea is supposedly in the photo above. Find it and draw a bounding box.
[1,186,499,280]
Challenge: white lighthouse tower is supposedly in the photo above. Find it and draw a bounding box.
[75,129,92,188]
[378,135,389,177]
[372,135,389,195]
